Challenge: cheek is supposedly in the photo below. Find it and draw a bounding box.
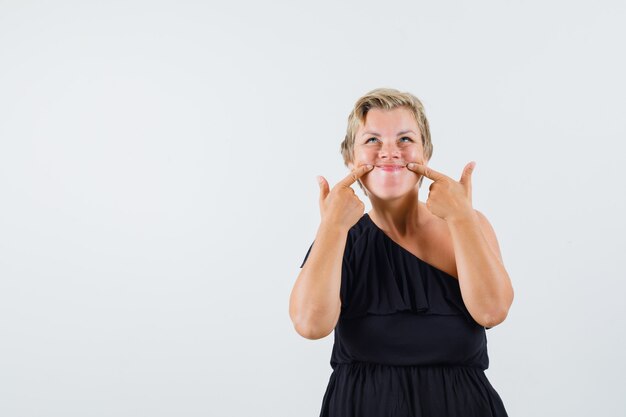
[353,148,377,164]
[402,147,423,163]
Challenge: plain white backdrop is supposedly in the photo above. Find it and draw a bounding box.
[1,1,625,416]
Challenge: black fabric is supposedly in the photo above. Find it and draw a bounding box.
[300,213,508,417]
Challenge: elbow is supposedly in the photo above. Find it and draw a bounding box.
[289,306,338,340]
[480,287,514,328]
[292,320,333,340]
[289,297,340,340]
[478,307,510,328]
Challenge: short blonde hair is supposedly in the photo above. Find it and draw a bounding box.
[340,88,433,194]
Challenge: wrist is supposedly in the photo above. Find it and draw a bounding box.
[446,209,478,226]
[318,220,350,236]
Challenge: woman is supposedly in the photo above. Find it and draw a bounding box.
[289,88,514,416]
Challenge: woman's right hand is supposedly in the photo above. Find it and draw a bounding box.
[317,164,374,231]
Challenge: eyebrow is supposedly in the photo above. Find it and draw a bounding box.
[360,130,419,137]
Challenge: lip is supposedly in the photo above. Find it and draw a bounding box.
[376,164,405,171]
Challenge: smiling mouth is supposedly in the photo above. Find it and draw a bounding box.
[376,164,406,171]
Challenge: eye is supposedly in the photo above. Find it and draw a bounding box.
[365,137,378,144]
[399,136,413,142]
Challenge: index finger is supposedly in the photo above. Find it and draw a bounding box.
[407,162,449,181]
[338,164,374,187]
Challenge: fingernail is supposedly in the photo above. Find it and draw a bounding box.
[366,164,373,169]
[407,163,415,168]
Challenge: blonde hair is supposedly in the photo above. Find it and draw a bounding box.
[340,88,433,195]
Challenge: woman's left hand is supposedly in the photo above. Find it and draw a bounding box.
[407,161,476,222]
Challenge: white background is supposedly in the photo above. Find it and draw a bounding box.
[1,1,625,416]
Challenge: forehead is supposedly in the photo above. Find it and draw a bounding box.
[359,107,420,135]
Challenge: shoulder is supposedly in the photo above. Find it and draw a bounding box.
[473,209,504,263]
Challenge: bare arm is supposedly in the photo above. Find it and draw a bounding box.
[407,161,514,328]
[289,164,374,340]
[448,209,514,328]
[289,222,348,340]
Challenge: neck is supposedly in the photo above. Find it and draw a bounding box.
[368,189,425,237]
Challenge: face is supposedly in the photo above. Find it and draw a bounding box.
[348,107,427,199]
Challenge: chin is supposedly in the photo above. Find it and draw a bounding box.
[365,186,416,200]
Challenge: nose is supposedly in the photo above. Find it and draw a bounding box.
[379,140,402,160]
